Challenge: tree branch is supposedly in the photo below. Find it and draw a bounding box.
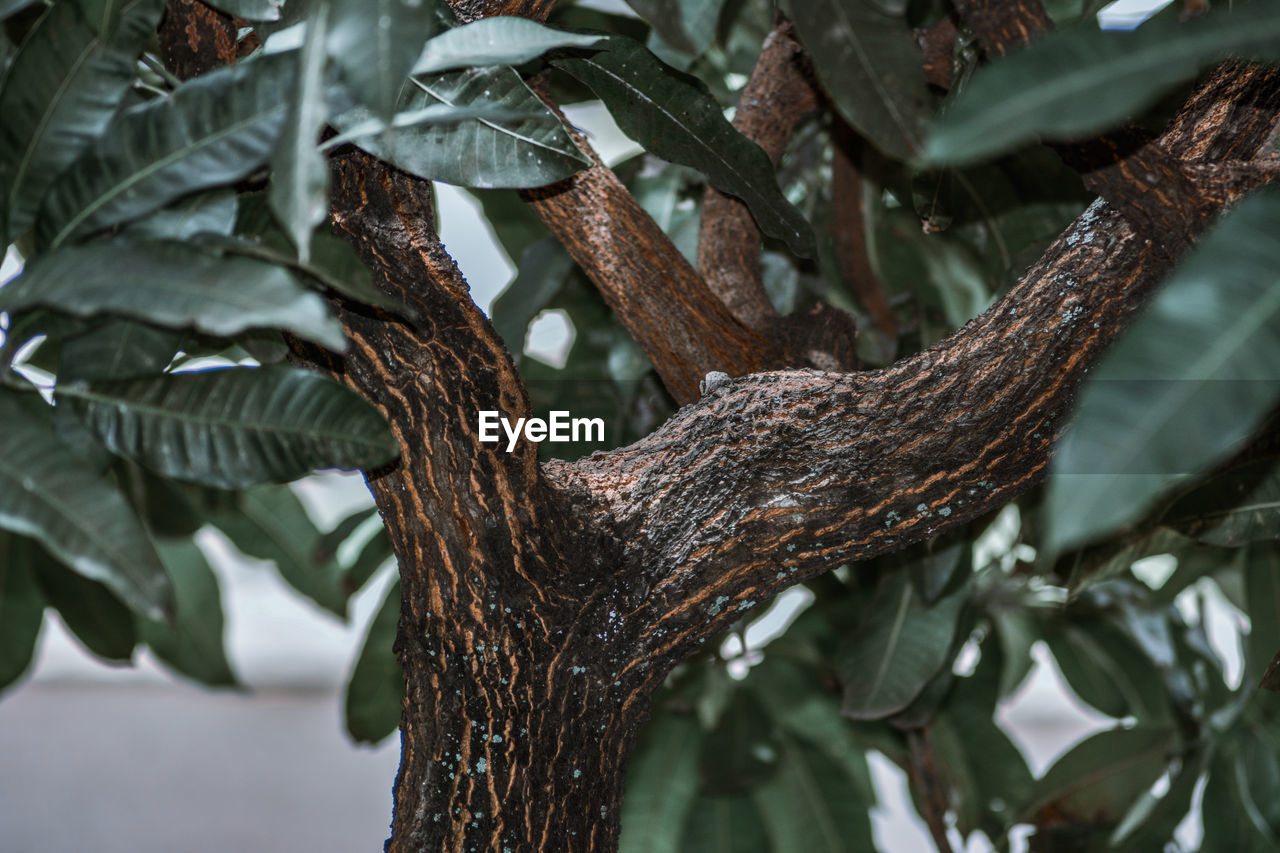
[696,17,820,331]
[550,63,1280,669]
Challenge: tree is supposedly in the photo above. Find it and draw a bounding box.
[2,0,1280,849]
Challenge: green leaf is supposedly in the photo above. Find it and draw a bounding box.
[1202,742,1280,851]
[57,365,399,489]
[341,64,588,188]
[29,536,138,662]
[204,0,283,21]
[345,525,391,593]
[0,390,171,619]
[992,608,1038,698]
[124,188,239,240]
[0,0,41,21]
[620,711,704,853]
[1245,544,1280,682]
[0,0,163,242]
[625,0,724,68]
[1024,726,1172,828]
[411,16,604,76]
[680,791,768,853]
[552,37,815,257]
[1109,749,1206,851]
[212,484,348,616]
[270,0,331,263]
[328,0,439,119]
[1045,620,1170,722]
[1164,460,1280,547]
[752,735,877,853]
[58,319,183,382]
[0,237,346,350]
[140,537,236,687]
[921,3,1280,166]
[35,50,298,248]
[344,578,402,743]
[700,688,780,794]
[838,571,967,719]
[0,532,44,691]
[491,237,574,360]
[1046,188,1280,555]
[785,0,932,161]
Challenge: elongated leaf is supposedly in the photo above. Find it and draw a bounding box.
[1164,460,1280,547]
[345,525,392,593]
[270,1,330,263]
[680,792,768,853]
[340,64,587,188]
[620,712,704,853]
[1024,726,1172,827]
[554,37,815,257]
[125,188,238,240]
[31,535,137,661]
[328,0,438,119]
[0,391,171,619]
[204,0,283,21]
[922,3,1280,166]
[412,17,603,75]
[1201,744,1280,851]
[752,735,877,853]
[58,319,183,382]
[0,0,163,242]
[492,237,574,360]
[785,0,932,161]
[344,579,403,743]
[0,533,44,691]
[139,538,236,686]
[57,365,398,489]
[700,689,780,794]
[1046,188,1280,555]
[1045,620,1169,722]
[212,484,348,616]
[0,236,346,350]
[35,50,298,248]
[1110,750,1206,850]
[1245,544,1280,681]
[627,0,724,68]
[838,572,966,719]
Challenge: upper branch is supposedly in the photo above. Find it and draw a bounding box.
[548,63,1280,668]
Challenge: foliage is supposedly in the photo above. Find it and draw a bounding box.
[2,0,1279,850]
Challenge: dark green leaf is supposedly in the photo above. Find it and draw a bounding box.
[1245,543,1280,681]
[124,188,239,240]
[1164,460,1280,547]
[1046,188,1280,555]
[139,537,236,686]
[0,532,44,691]
[1045,620,1169,722]
[491,237,574,360]
[1109,749,1205,850]
[1202,743,1280,851]
[270,0,331,263]
[344,578,402,743]
[785,0,931,160]
[30,538,137,662]
[328,0,438,119]
[344,525,391,594]
[700,688,780,794]
[35,50,298,248]
[58,319,183,382]
[992,608,1038,698]
[0,0,162,241]
[620,711,704,853]
[0,237,346,350]
[553,37,815,257]
[838,571,966,719]
[341,64,587,188]
[58,365,399,489]
[204,0,283,21]
[315,505,379,564]
[212,484,347,616]
[411,16,604,75]
[752,734,877,853]
[679,791,768,853]
[1024,726,1172,828]
[0,390,171,619]
[921,3,1280,165]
